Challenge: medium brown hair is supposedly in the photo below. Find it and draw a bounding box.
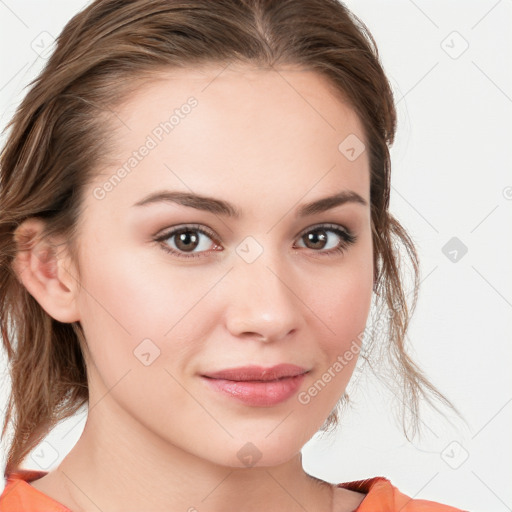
[0,0,463,477]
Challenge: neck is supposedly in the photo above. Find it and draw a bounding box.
[55,397,333,512]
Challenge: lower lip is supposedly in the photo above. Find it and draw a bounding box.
[201,374,306,407]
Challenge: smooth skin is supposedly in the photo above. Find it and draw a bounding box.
[13,63,373,512]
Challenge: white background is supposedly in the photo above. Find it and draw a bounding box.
[1,1,511,511]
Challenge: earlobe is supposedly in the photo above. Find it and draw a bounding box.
[12,218,81,324]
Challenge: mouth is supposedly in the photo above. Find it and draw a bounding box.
[201,364,309,407]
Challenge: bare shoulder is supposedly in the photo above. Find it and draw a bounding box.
[29,471,76,509]
[331,485,367,512]
[29,472,54,493]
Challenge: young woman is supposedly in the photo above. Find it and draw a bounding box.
[0,1,467,510]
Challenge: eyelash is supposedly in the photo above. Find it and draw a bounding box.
[154,223,357,260]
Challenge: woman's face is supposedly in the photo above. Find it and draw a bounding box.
[70,63,373,467]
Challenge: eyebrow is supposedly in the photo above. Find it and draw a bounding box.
[132,189,367,218]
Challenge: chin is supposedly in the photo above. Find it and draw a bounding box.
[203,427,313,469]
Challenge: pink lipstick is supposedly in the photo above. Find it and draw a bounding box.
[201,364,308,407]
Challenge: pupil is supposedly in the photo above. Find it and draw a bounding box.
[176,230,199,251]
[307,230,327,249]
[173,229,329,252]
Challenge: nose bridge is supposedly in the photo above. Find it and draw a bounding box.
[225,237,303,341]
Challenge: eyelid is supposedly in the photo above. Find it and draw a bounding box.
[155,222,353,242]
[154,223,221,258]
[156,223,218,242]
[295,222,352,240]
[154,222,356,259]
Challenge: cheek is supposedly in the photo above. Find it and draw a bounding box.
[75,246,211,436]
[295,262,373,425]
[75,245,218,383]
[307,238,374,349]
[329,272,373,344]
[298,245,373,412]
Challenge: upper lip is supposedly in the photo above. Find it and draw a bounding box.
[202,364,309,381]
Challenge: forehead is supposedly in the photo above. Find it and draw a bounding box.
[115,63,364,136]
[89,63,370,216]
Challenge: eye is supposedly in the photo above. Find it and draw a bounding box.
[295,223,357,257]
[154,224,221,259]
[154,223,357,259]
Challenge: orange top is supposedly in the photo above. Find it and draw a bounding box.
[0,468,467,511]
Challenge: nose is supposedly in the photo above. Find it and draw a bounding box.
[224,252,305,343]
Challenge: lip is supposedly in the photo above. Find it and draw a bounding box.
[203,364,308,381]
[201,364,309,407]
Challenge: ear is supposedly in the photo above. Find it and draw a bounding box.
[11,217,81,323]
